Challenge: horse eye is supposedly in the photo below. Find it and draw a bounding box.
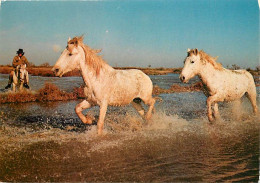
[191,61,195,63]
[68,53,73,56]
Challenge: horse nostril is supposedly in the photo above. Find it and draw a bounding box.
[180,76,185,81]
[55,68,59,73]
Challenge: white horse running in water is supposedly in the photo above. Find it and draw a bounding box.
[52,36,156,135]
[12,64,29,92]
[180,48,258,122]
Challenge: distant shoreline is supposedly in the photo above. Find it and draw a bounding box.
[0,66,259,77]
[0,66,180,77]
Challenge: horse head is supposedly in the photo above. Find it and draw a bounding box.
[52,36,84,77]
[180,48,201,83]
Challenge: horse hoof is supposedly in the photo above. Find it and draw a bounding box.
[81,115,94,124]
[5,84,11,89]
[208,116,214,123]
[97,129,103,136]
[145,114,152,121]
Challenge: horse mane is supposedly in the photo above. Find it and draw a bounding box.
[188,49,223,70]
[199,50,223,70]
[68,36,107,76]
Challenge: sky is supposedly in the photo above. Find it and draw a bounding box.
[0,0,259,68]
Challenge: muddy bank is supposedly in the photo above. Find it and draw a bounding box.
[114,67,181,75]
[0,82,203,104]
[0,83,84,104]
[153,82,203,95]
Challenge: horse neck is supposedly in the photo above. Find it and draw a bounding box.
[20,69,25,78]
[16,68,21,79]
[198,62,220,85]
[78,48,114,89]
[18,68,26,81]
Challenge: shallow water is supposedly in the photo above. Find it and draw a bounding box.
[0,74,259,182]
[0,73,200,92]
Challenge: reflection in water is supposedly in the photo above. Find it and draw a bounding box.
[0,74,259,182]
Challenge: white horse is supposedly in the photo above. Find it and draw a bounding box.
[180,48,258,122]
[12,64,29,92]
[52,36,156,135]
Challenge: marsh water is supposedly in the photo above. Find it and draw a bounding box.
[0,73,259,182]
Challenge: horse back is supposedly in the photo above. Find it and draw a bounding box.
[105,69,153,105]
[218,69,256,100]
[229,69,255,85]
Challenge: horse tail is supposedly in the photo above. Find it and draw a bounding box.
[244,71,258,114]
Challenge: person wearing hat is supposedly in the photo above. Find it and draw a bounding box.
[5,49,30,89]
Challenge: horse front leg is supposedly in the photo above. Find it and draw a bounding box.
[145,98,156,120]
[19,81,24,91]
[75,100,93,124]
[12,84,16,92]
[213,103,221,120]
[12,73,18,92]
[97,101,108,135]
[25,71,29,84]
[207,95,220,122]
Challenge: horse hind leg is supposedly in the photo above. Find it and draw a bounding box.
[131,98,145,118]
[231,99,242,120]
[143,97,156,120]
[246,89,258,114]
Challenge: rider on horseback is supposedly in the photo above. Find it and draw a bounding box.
[5,49,30,89]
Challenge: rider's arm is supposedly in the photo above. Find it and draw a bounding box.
[23,56,29,67]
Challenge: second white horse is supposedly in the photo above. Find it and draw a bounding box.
[180,48,258,122]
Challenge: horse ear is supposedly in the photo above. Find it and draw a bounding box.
[187,48,191,56]
[75,40,78,46]
[194,48,198,55]
[67,37,71,42]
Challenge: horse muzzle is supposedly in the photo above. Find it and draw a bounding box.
[179,75,188,83]
[52,67,62,77]
[180,75,185,82]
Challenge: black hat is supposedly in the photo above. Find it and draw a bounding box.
[17,49,24,55]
